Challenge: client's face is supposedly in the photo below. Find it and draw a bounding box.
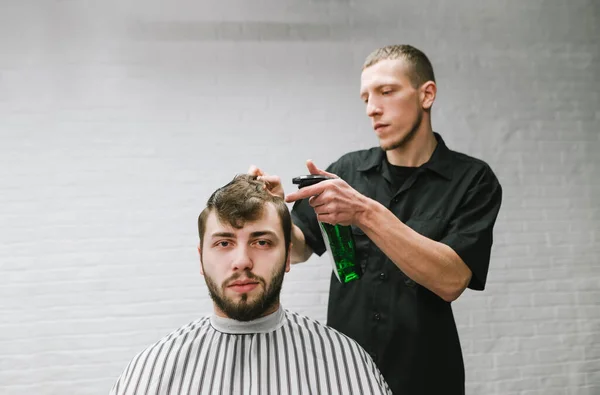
[199,204,290,321]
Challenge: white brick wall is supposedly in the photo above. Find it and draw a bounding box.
[1,1,598,394]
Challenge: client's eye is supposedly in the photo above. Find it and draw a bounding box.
[254,240,271,247]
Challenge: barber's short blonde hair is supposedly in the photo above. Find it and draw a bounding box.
[363,44,436,88]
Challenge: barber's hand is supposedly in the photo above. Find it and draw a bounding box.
[247,165,285,199]
[285,160,365,226]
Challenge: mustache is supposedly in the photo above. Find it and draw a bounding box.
[223,270,265,287]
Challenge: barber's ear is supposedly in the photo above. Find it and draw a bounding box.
[420,81,437,110]
[198,245,204,276]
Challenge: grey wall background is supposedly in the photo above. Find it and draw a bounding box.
[1,0,599,394]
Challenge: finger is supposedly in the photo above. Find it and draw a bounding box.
[306,160,338,178]
[313,204,330,219]
[308,194,325,208]
[285,182,326,203]
[258,175,280,185]
[306,160,323,175]
[257,175,278,191]
[315,213,338,225]
[247,165,264,177]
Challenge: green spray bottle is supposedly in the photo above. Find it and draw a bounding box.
[292,175,362,283]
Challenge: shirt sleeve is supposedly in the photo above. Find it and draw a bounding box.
[290,161,343,257]
[438,164,503,290]
[291,198,326,256]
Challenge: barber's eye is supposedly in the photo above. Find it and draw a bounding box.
[217,241,230,247]
[255,240,271,247]
[382,90,392,95]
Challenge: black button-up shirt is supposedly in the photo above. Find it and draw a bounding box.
[291,133,502,395]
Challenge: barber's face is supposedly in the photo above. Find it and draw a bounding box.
[360,59,428,151]
[199,204,290,321]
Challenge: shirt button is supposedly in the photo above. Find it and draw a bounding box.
[379,272,386,280]
[373,312,381,321]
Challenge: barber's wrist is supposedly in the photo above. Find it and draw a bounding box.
[354,195,378,230]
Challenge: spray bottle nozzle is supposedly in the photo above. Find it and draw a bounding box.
[292,175,334,189]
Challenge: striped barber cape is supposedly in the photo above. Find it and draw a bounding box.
[110,307,392,395]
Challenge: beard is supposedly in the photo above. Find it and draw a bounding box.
[203,258,287,322]
[381,109,423,152]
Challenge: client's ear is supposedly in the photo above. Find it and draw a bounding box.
[285,242,292,273]
[198,245,204,276]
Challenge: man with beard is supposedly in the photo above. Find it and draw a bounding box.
[249,44,503,395]
[109,175,392,395]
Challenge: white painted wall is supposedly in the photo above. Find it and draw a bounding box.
[1,1,598,394]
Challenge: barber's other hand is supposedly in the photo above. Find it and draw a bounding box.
[247,165,285,199]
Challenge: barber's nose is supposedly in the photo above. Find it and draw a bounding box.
[366,99,382,117]
[231,245,253,271]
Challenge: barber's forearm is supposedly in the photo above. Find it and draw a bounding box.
[291,223,313,264]
[356,198,472,302]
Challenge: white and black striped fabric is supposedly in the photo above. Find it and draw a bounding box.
[110,307,392,395]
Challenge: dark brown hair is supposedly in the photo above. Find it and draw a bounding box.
[198,174,292,248]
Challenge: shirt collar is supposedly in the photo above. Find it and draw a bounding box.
[210,305,286,334]
[357,132,453,180]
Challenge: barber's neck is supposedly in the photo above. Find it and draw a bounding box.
[386,122,437,167]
